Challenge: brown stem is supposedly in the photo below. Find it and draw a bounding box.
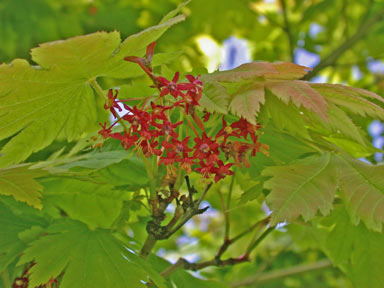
[231,259,333,287]
[140,234,157,259]
[140,182,212,258]
[303,8,384,80]
[280,0,295,62]
[246,227,274,256]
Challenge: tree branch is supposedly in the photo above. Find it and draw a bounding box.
[280,0,295,62]
[160,218,273,279]
[216,216,270,259]
[246,226,274,255]
[161,255,250,278]
[303,8,384,80]
[140,180,212,258]
[231,259,333,287]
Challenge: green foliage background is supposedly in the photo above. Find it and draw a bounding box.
[1,0,384,288]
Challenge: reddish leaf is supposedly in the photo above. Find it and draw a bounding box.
[266,80,328,121]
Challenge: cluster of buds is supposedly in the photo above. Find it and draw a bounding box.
[98,42,267,183]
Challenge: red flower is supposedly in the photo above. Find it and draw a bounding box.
[104,89,122,118]
[195,160,215,178]
[123,106,151,131]
[159,150,179,165]
[151,119,183,138]
[193,132,220,160]
[162,137,192,155]
[231,118,260,143]
[203,111,211,122]
[216,117,240,144]
[210,161,234,182]
[157,72,188,98]
[139,139,162,157]
[185,74,203,101]
[179,156,195,173]
[161,137,194,171]
[110,131,138,150]
[98,122,112,138]
[150,102,171,122]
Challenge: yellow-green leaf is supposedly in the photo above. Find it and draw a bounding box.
[335,155,384,232]
[0,9,185,167]
[229,83,265,124]
[263,153,337,225]
[0,165,46,209]
[18,220,167,288]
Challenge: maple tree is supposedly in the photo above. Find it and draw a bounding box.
[1,1,384,288]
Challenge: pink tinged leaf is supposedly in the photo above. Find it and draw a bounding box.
[267,80,328,121]
[205,62,279,82]
[311,83,384,119]
[271,62,311,80]
[336,155,384,232]
[263,153,337,225]
[229,84,265,124]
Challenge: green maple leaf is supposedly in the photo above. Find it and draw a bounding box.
[264,92,311,139]
[46,150,130,172]
[324,208,384,288]
[18,220,167,288]
[0,202,46,271]
[308,104,366,145]
[311,83,384,119]
[0,165,46,209]
[0,7,185,168]
[41,177,126,229]
[200,81,230,114]
[200,62,384,144]
[263,153,337,225]
[335,155,384,232]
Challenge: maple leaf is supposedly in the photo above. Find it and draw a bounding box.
[263,153,337,225]
[0,202,46,271]
[308,104,366,145]
[334,154,384,232]
[266,80,328,121]
[18,219,167,288]
[201,62,384,145]
[264,92,311,139]
[0,8,185,168]
[204,62,309,82]
[199,80,230,113]
[0,165,46,209]
[201,62,328,123]
[311,83,384,119]
[41,178,125,229]
[229,83,265,124]
[324,208,384,288]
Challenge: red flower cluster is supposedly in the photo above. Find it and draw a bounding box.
[98,42,267,183]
